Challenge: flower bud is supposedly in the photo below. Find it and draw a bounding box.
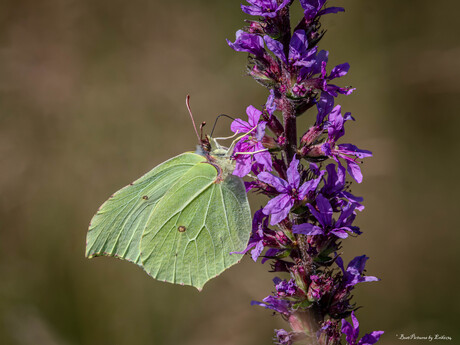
[270,260,292,272]
[261,135,279,150]
[291,265,308,295]
[248,64,277,88]
[298,144,327,161]
[246,20,265,35]
[300,126,323,147]
[277,135,286,147]
[307,275,334,302]
[291,84,307,97]
[275,230,290,246]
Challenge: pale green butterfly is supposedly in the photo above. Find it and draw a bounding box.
[86,97,252,290]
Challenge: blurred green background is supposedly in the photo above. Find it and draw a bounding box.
[1,1,459,344]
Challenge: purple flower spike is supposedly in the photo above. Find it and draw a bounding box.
[226,0,382,342]
[341,311,384,345]
[231,105,272,177]
[258,156,322,225]
[227,30,265,57]
[336,255,379,289]
[241,0,290,18]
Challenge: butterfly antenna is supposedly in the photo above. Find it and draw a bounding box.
[210,114,250,138]
[210,114,236,137]
[186,95,201,143]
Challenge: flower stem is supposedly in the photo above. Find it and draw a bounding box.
[282,95,297,162]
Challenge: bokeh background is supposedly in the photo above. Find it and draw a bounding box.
[1,1,459,344]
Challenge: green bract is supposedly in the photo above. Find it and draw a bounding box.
[86,151,252,290]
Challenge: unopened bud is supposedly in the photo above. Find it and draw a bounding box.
[291,265,308,295]
[292,84,307,97]
[246,20,265,35]
[298,144,327,160]
[307,275,333,302]
[277,135,286,147]
[261,135,279,150]
[270,260,292,272]
[300,126,323,147]
[275,230,290,246]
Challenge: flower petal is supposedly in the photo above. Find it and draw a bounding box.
[257,172,290,192]
[347,160,363,184]
[251,240,264,262]
[330,229,349,239]
[329,62,350,79]
[227,30,265,57]
[289,30,308,62]
[317,6,345,17]
[292,223,324,235]
[231,118,250,134]
[308,194,333,228]
[358,331,384,345]
[263,194,292,216]
[264,35,287,64]
[341,318,357,345]
[246,105,263,127]
[286,155,300,189]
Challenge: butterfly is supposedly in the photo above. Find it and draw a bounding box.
[86,97,252,290]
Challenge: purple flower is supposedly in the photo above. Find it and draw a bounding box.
[231,105,272,177]
[273,277,297,297]
[227,30,265,57]
[320,105,372,183]
[251,295,290,315]
[261,247,285,264]
[341,311,384,345]
[321,163,364,211]
[252,278,298,315]
[299,50,329,81]
[296,51,355,96]
[319,320,341,345]
[299,0,344,22]
[275,329,293,345]
[292,194,361,238]
[336,255,379,289]
[321,163,346,197]
[241,0,290,18]
[258,156,323,225]
[264,30,317,67]
[307,274,333,302]
[315,92,334,125]
[265,88,277,115]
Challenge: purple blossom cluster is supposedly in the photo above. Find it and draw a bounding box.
[226,1,383,344]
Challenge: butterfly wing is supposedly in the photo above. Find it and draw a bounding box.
[86,153,206,264]
[140,161,251,290]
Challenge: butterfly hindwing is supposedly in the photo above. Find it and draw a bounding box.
[86,153,206,264]
[140,160,251,290]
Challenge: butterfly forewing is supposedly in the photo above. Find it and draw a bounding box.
[86,153,206,264]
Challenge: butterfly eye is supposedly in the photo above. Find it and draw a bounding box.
[178,226,186,233]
